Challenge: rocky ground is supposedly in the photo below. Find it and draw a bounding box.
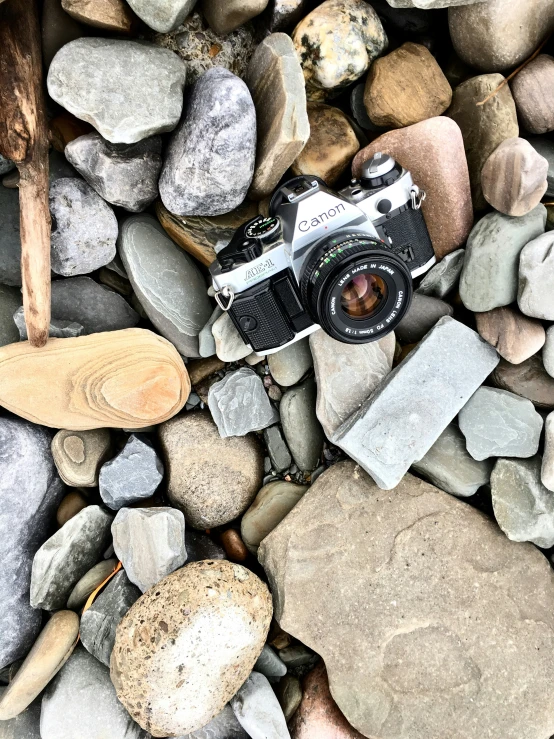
[2,0,554,738]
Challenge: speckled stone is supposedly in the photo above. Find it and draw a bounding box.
[51,429,111,487]
[416,249,464,299]
[110,561,273,737]
[492,355,554,409]
[127,0,197,32]
[209,368,279,438]
[241,480,308,553]
[475,306,545,365]
[202,0,269,35]
[263,0,308,31]
[67,558,117,610]
[511,55,554,134]
[518,232,554,320]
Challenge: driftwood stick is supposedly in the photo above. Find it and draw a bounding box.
[0,0,51,348]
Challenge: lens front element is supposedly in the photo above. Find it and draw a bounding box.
[340,273,388,320]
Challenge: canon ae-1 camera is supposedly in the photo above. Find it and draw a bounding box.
[210,153,436,354]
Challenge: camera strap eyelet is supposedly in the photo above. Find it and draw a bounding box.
[410,185,426,210]
[214,285,235,311]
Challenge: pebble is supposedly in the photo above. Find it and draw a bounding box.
[0,285,22,348]
[263,0,309,32]
[188,356,225,385]
[263,426,292,473]
[209,368,279,438]
[0,155,15,176]
[459,387,543,461]
[220,529,249,562]
[66,558,117,610]
[475,306,546,365]
[111,561,273,736]
[245,33,309,199]
[544,326,554,378]
[178,704,249,739]
[56,491,88,527]
[541,412,554,491]
[492,356,554,409]
[310,330,395,438]
[241,481,308,553]
[112,507,186,593]
[41,647,146,739]
[292,0,388,101]
[13,307,84,340]
[511,54,554,134]
[254,645,287,681]
[65,133,162,213]
[416,249,465,299]
[186,529,226,562]
[481,138,548,216]
[0,611,79,721]
[159,412,263,528]
[278,644,317,670]
[396,293,453,344]
[203,0,269,35]
[119,215,213,358]
[459,204,546,312]
[30,505,113,610]
[99,434,164,510]
[527,137,554,197]
[61,0,134,32]
[47,38,186,144]
[198,306,222,357]
[212,312,251,362]
[412,423,493,497]
[276,674,302,722]
[352,116,472,259]
[0,186,22,286]
[268,338,313,387]
[126,0,196,32]
[230,671,290,739]
[518,232,554,320]
[280,378,324,471]
[80,570,141,666]
[0,691,41,739]
[51,428,111,487]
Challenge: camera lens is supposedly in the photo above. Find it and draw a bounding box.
[340,273,387,319]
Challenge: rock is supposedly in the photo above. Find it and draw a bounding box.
[42,0,84,69]
[0,155,15,176]
[541,412,554,491]
[291,104,359,186]
[245,33,309,200]
[268,339,313,387]
[278,645,317,670]
[511,54,554,137]
[412,423,493,497]
[188,356,225,385]
[416,249,464,299]
[0,418,64,669]
[262,0,308,31]
[459,204,546,312]
[66,558,117,610]
[126,0,196,32]
[186,529,226,562]
[177,704,249,739]
[292,0,387,102]
[119,215,212,358]
[332,318,499,489]
[209,368,279,438]
[212,312,251,362]
[80,570,141,666]
[241,481,308,553]
[47,38,186,144]
[49,111,93,154]
[352,117,472,259]
[263,426,292,473]
[527,137,554,197]
[0,329,190,430]
[280,378,324,471]
[0,612,79,721]
[475,306,546,365]
[364,42,451,129]
[198,306,222,357]
[277,675,302,722]
[449,0,554,73]
[30,505,113,610]
[492,355,554,409]
[254,645,287,681]
[112,507,186,592]
[0,692,41,739]
[518,232,554,319]
[0,285,21,348]
[459,387,543,461]
[159,411,263,528]
[203,0,269,34]
[41,647,146,739]
[13,307,84,340]
[230,671,290,739]
[0,186,21,286]
[65,134,162,213]
[51,429,111,487]
[99,435,163,510]
[396,293,453,343]
[50,276,139,334]
[61,0,135,32]
[57,491,88,527]
[310,330,395,438]
[544,326,554,378]
[110,561,273,736]
[447,73,518,210]
[387,0,483,7]
[259,460,554,739]
[220,529,249,562]
[481,138,548,216]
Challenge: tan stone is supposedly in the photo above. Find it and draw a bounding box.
[292,103,359,185]
[241,481,308,553]
[476,306,546,365]
[61,0,135,32]
[512,55,554,134]
[187,356,225,386]
[56,490,88,527]
[0,329,190,430]
[492,355,554,409]
[202,0,269,35]
[364,42,452,129]
[52,429,111,487]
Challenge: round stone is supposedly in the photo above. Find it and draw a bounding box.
[475,306,546,365]
[518,232,554,320]
[52,429,111,487]
[511,54,554,134]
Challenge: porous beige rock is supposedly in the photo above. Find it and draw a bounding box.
[110,560,272,737]
[511,55,554,134]
[202,0,269,35]
[61,0,134,31]
[259,460,554,739]
[51,429,111,487]
[475,306,546,365]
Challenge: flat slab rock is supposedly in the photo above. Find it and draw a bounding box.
[259,460,554,739]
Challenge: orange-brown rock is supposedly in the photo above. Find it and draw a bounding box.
[187,356,226,386]
[49,112,93,153]
[220,529,249,561]
[0,328,189,430]
[61,0,135,32]
[476,306,546,365]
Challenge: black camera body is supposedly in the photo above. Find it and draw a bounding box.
[210,153,435,354]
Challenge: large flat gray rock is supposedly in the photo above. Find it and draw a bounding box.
[332,317,499,489]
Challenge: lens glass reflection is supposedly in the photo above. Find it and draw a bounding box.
[340,273,387,319]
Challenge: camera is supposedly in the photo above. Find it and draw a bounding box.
[210,153,436,355]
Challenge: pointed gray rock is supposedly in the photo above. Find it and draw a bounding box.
[127,0,197,32]
[99,434,164,510]
[254,645,287,681]
[263,426,292,473]
[416,248,465,298]
[208,367,279,437]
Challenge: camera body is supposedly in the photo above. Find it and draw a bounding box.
[210,153,436,355]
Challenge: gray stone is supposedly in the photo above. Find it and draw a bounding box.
[112,507,186,592]
[30,505,113,611]
[203,0,269,35]
[176,704,248,739]
[212,312,251,362]
[310,329,395,439]
[40,647,146,739]
[48,149,77,183]
[0,419,64,669]
[0,286,21,347]
[13,306,83,340]
[412,423,493,497]
[491,457,554,548]
[332,317,499,490]
[230,671,290,739]
[263,426,292,473]
[544,326,554,378]
[416,249,465,299]
[254,645,287,681]
[159,67,256,217]
[0,186,21,286]
[199,305,222,357]
[541,411,554,492]
[80,570,141,666]
[241,480,308,553]
[99,434,164,510]
[459,387,543,461]
[65,133,162,213]
[119,215,212,358]
[518,232,554,320]
[0,156,15,176]
[278,644,317,669]
[127,0,197,32]
[185,529,226,562]
[0,690,41,739]
[47,38,186,144]
[267,338,313,387]
[459,204,546,312]
[208,367,279,437]
[66,558,118,610]
[528,137,554,197]
[396,293,453,344]
[280,378,324,471]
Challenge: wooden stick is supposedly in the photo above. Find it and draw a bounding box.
[0,0,51,348]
